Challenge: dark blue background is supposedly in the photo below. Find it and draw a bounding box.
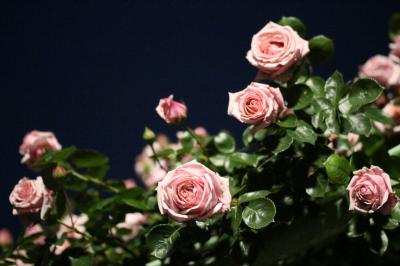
[1,0,400,235]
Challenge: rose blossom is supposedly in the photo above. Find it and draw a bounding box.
[347,166,398,214]
[0,229,13,246]
[228,82,287,132]
[19,130,62,167]
[52,214,89,255]
[112,213,147,242]
[374,100,400,133]
[359,55,400,88]
[25,224,45,245]
[124,179,137,189]
[9,177,53,220]
[156,95,187,124]
[246,21,309,80]
[157,161,231,222]
[389,36,400,63]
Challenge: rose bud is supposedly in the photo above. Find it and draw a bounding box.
[9,177,53,220]
[246,22,309,81]
[0,229,13,246]
[347,166,398,215]
[123,179,137,189]
[228,82,287,133]
[19,130,62,168]
[389,36,400,63]
[112,213,147,242]
[156,95,187,124]
[157,161,231,222]
[359,55,400,88]
[52,165,67,178]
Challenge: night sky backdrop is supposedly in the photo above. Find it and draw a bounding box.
[1,0,400,235]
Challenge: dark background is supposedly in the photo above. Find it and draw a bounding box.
[1,0,400,236]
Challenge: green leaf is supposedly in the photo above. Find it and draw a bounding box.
[151,148,175,159]
[277,114,298,128]
[339,79,383,114]
[324,154,352,185]
[324,109,340,134]
[305,76,325,97]
[121,198,148,210]
[389,13,400,40]
[273,134,293,155]
[71,255,93,266]
[228,152,258,168]
[306,174,329,198]
[346,113,372,135]
[389,144,400,157]
[242,126,253,146]
[209,154,228,168]
[214,131,236,154]
[147,225,182,259]
[325,71,345,105]
[229,206,242,234]
[242,198,276,230]
[71,150,109,168]
[308,35,335,64]
[35,146,77,166]
[365,108,395,125]
[293,86,313,110]
[238,190,272,204]
[278,16,306,36]
[287,122,317,145]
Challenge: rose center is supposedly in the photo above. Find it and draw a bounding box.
[260,40,285,55]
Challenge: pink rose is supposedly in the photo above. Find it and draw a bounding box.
[246,22,309,80]
[389,36,400,63]
[25,224,45,245]
[112,213,147,242]
[124,179,137,189]
[9,177,53,220]
[19,130,62,167]
[228,82,287,132]
[134,147,167,188]
[156,95,187,124]
[359,55,400,88]
[52,214,88,255]
[347,166,398,214]
[157,161,231,222]
[0,229,13,246]
[374,100,400,133]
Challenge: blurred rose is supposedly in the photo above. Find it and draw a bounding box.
[19,130,62,168]
[246,22,309,81]
[359,55,400,88]
[52,214,88,255]
[124,179,137,189]
[228,82,287,132]
[0,229,13,246]
[389,36,400,63]
[157,161,231,222]
[112,213,147,242]
[156,95,187,124]
[374,100,400,133]
[9,177,53,220]
[347,166,398,214]
[25,224,45,245]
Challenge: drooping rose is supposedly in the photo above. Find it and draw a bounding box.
[228,82,287,132]
[156,95,187,124]
[19,130,62,167]
[389,36,400,63]
[157,161,231,222]
[359,55,400,88]
[374,100,400,133]
[0,229,13,246]
[347,166,398,215]
[112,213,147,242]
[25,224,45,245]
[246,22,309,81]
[9,177,53,220]
[52,214,89,255]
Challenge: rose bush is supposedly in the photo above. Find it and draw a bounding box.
[3,14,400,266]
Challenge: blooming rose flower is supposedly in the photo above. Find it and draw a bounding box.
[9,177,53,220]
[157,161,231,222]
[52,214,89,255]
[347,166,398,214]
[359,55,400,88]
[246,22,309,80]
[374,100,400,133]
[156,95,187,124]
[0,229,13,246]
[25,224,45,245]
[389,36,400,63]
[228,82,287,132]
[19,130,62,167]
[112,213,147,242]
